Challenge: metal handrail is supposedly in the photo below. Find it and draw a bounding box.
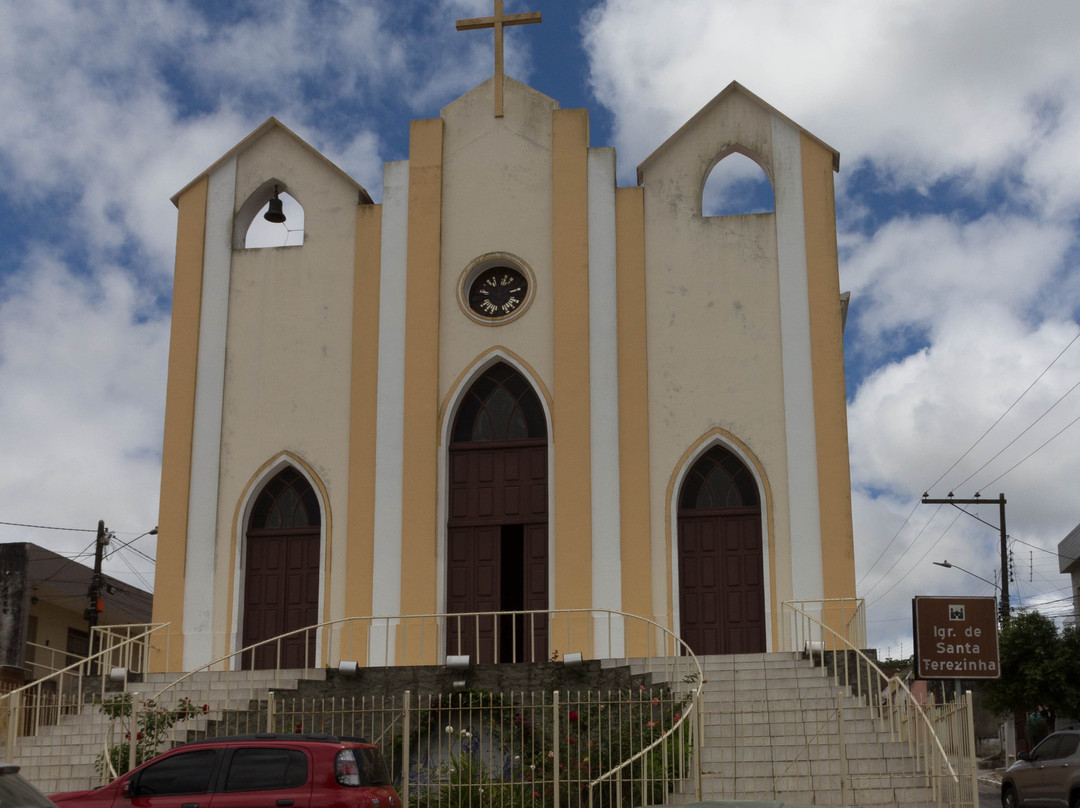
[782,600,965,805]
[0,622,170,752]
[146,609,705,801]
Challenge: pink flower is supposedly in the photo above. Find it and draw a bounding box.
[651,697,659,705]
[568,710,579,722]
[646,721,656,728]
[638,685,645,692]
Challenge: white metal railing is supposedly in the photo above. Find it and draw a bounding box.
[0,623,170,753]
[114,686,698,808]
[783,600,977,808]
[130,609,705,806]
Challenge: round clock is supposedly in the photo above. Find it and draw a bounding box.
[468,266,529,319]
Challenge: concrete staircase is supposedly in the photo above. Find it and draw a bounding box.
[2,668,327,793]
[7,653,948,806]
[625,651,940,807]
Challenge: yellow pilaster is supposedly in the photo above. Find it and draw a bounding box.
[801,134,857,623]
[151,177,208,672]
[344,204,383,664]
[614,187,653,655]
[399,119,443,661]
[551,109,593,618]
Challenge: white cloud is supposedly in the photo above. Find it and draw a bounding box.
[582,0,1080,645]
[0,250,168,576]
[1,0,1077,647]
[841,214,1073,358]
[584,0,1080,207]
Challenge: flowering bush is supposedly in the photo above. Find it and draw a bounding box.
[96,694,207,779]
[407,684,693,808]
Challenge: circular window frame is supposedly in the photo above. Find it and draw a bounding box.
[457,252,536,326]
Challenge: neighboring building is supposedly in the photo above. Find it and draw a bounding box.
[151,42,857,671]
[1059,523,1080,626]
[0,542,152,689]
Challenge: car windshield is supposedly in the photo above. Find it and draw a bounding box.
[1031,735,1061,759]
[0,773,58,808]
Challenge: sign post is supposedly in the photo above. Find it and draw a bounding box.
[913,596,1000,680]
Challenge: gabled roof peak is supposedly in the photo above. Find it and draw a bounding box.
[171,117,372,207]
[636,81,840,186]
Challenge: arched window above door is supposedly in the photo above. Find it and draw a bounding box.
[249,467,320,529]
[452,363,547,444]
[680,446,759,510]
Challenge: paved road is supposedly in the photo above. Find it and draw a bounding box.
[978,769,1002,808]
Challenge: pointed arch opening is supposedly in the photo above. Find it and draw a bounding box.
[677,444,766,655]
[234,179,306,249]
[446,362,549,664]
[241,465,321,669]
[702,149,775,217]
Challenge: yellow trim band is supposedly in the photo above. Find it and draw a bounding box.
[152,177,209,671]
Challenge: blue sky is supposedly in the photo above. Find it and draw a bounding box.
[2,0,1079,656]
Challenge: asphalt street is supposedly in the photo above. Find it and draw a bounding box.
[978,769,1002,808]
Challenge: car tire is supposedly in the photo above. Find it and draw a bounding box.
[1002,785,1019,808]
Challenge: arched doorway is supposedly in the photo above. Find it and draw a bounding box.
[242,467,320,669]
[447,363,548,663]
[678,445,766,655]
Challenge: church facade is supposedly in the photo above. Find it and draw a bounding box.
[151,74,856,672]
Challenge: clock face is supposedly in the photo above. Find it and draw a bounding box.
[468,267,529,319]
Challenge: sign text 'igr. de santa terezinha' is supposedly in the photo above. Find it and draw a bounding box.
[912,596,1000,679]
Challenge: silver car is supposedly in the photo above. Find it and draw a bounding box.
[0,764,59,808]
[1002,728,1080,807]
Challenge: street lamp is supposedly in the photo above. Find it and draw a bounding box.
[932,560,1000,591]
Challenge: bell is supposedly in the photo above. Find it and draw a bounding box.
[263,186,286,224]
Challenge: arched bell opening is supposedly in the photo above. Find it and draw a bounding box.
[702,148,775,217]
[234,179,306,248]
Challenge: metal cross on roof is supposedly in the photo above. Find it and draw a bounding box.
[456,0,542,118]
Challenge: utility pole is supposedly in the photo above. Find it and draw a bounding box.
[922,493,1009,620]
[85,519,110,635]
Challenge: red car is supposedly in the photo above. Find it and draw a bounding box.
[51,733,401,808]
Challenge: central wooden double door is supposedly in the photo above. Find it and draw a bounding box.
[678,510,766,656]
[446,441,548,663]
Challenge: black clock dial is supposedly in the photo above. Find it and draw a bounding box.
[468,267,528,318]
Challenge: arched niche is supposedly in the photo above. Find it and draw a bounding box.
[702,148,775,217]
[234,179,305,249]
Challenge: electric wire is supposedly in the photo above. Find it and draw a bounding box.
[867,507,964,604]
[953,376,1080,491]
[977,409,1080,491]
[856,500,922,589]
[0,519,96,533]
[924,328,1080,493]
[860,504,945,599]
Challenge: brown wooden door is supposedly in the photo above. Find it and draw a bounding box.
[242,467,321,670]
[678,510,765,655]
[447,364,549,663]
[243,531,319,669]
[447,442,548,663]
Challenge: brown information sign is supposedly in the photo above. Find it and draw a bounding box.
[913,596,1000,679]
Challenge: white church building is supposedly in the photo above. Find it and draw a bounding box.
[151,14,856,672]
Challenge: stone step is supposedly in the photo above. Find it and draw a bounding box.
[8,652,954,807]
